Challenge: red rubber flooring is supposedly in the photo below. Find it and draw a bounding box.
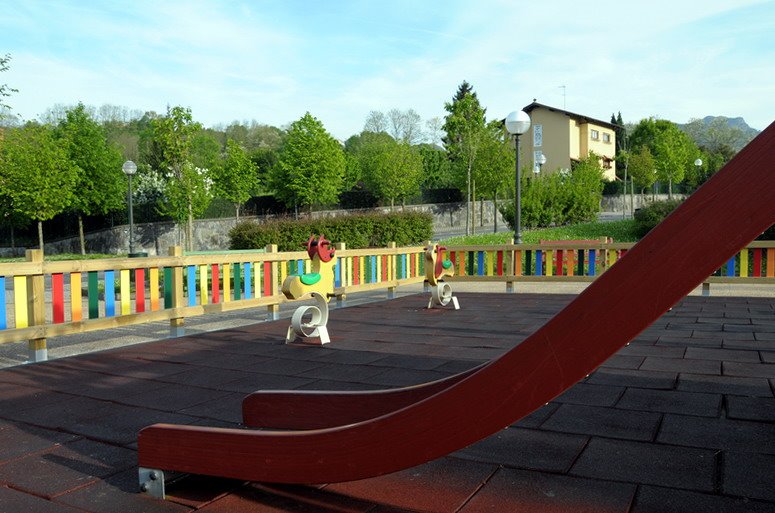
[0,292,773,512]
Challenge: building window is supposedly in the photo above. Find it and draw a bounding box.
[590,129,599,141]
[603,133,611,143]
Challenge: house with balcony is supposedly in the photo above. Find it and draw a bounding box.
[520,101,617,181]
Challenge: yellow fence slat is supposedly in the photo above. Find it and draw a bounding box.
[70,272,82,322]
[120,269,131,315]
[150,268,159,310]
[199,264,208,305]
[13,276,28,328]
[223,262,231,302]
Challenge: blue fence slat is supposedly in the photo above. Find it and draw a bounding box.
[589,249,597,277]
[104,270,115,316]
[334,260,341,288]
[0,277,6,329]
[244,262,252,299]
[371,256,377,283]
[535,250,543,276]
[726,256,736,277]
[477,251,485,276]
[187,266,196,306]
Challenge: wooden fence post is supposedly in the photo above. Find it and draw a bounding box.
[169,246,185,337]
[387,242,396,299]
[265,244,280,320]
[335,242,347,308]
[26,249,46,362]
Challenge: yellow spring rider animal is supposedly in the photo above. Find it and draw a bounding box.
[282,235,337,344]
[424,243,459,309]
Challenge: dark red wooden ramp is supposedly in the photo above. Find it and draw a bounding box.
[138,123,775,485]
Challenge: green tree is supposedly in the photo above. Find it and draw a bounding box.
[360,136,423,209]
[151,106,211,250]
[443,82,486,235]
[212,139,258,220]
[629,118,699,198]
[472,120,514,232]
[418,144,452,190]
[627,146,657,195]
[0,124,78,248]
[56,103,125,254]
[270,112,345,212]
[0,54,18,116]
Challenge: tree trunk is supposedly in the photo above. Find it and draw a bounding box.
[235,203,240,221]
[390,198,395,210]
[480,196,484,227]
[37,221,44,251]
[493,192,498,233]
[187,201,194,252]
[471,180,476,235]
[78,215,86,255]
[466,164,472,236]
[668,178,673,200]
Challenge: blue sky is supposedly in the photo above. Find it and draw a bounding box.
[2,0,773,140]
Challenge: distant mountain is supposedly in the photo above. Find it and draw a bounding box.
[678,116,760,152]
[702,116,760,136]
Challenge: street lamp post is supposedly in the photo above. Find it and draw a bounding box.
[122,160,137,255]
[505,110,531,244]
[694,158,703,185]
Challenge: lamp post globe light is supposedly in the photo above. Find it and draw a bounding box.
[122,160,137,255]
[694,158,703,183]
[537,153,547,174]
[505,110,531,244]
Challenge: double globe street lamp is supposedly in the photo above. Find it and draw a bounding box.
[505,110,531,244]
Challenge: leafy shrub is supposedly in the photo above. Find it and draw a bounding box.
[633,199,683,238]
[229,211,433,251]
[499,155,605,230]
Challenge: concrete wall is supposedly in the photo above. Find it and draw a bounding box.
[5,201,508,256]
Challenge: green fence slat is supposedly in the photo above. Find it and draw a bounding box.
[88,271,99,319]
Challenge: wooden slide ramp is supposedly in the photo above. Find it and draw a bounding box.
[138,123,775,489]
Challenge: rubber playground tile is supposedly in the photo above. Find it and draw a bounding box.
[722,361,775,379]
[554,383,625,407]
[639,356,721,375]
[511,402,560,429]
[615,388,721,417]
[542,404,661,442]
[585,368,677,390]
[683,347,761,362]
[460,468,636,513]
[55,469,194,513]
[119,383,235,412]
[657,414,775,454]
[631,485,775,513]
[0,438,136,498]
[454,426,588,473]
[296,363,391,383]
[0,486,85,513]
[722,452,775,502]
[325,457,497,513]
[598,354,645,370]
[676,373,773,397]
[0,420,80,463]
[198,482,375,513]
[360,367,454,387]
[725,395,775,422]
[570,438,717,492]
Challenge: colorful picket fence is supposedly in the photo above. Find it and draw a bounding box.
[0,241,772,359]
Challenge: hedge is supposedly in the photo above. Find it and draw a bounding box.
[229,211,434,251]
[633,199,683,238]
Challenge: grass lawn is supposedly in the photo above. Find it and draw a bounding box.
[0,253,118,263]
[441,219,639,245]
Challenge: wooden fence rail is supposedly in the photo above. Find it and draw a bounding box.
[1,240,773,361]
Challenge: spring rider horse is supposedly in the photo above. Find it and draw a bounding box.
[282,235,337,344]
[425,243,459,310]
